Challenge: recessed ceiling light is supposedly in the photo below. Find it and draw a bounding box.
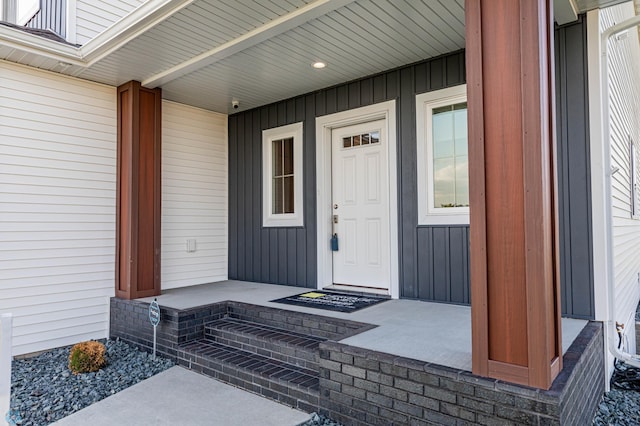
[312,61,326,69]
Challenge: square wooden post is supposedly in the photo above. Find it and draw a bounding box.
[466,0,562,389]
[116,81,162,300]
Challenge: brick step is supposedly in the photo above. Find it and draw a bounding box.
[204,317,325,370]
[177,338,319,412]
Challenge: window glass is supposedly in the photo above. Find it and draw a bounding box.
[272,138,295,214]
[432,102,469,209]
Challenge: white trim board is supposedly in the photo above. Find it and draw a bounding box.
[586,9,609,323]
[315,100,399,299]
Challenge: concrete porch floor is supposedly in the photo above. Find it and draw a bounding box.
[140,280,587,372]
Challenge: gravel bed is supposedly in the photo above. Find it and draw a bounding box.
[299,413,343,426]
[593,361,640,425]
[14,338,636,426]
[7,339,173,426]
[593,389,640,425]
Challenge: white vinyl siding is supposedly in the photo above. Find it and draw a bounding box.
[161,101,228,289]
[0,60,117,356]
[75,0,145,45]
[600,3,640,353]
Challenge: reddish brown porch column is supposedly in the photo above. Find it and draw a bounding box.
[116,81,162,299]
[466,0,562,389]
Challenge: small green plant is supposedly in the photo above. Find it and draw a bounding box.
[68,341,106,374]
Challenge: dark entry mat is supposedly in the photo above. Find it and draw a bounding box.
[270,291,388,313]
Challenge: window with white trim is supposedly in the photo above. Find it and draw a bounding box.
[416,85,469,225]
[262,122,304,227]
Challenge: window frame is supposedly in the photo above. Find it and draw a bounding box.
[262,122,304,227]
[416,84,469,225]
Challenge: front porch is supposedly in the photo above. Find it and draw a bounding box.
[110,281,604,425]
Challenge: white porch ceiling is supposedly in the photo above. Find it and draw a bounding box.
[0,0,631,113]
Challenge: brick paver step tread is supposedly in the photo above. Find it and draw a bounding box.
[205,317,326,349]
[179,338,320,392]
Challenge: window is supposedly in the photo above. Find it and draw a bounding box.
[262,122,304,227]
[416,85,469,225]
[631,137,639,219]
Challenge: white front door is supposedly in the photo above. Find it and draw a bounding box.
[331,120,390,290]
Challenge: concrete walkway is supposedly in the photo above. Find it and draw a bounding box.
[52,366,310,426]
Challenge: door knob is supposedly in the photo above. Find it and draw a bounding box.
[333,204,338,209]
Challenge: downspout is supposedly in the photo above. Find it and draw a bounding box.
[599,13,640,368]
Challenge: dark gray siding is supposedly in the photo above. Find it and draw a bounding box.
[555,16,594,319]
[26,0,67,39]
[229,51,468,298]
[229,24,594,318]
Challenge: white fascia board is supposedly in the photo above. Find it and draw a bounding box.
[0,25,82,65]
[142,0,357,88]
[77,0,195,66]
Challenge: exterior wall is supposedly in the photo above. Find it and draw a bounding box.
[228,52,471,302]
[600,2,640,353]
[555,16,595,319]
[161,101,228,290]
[0,60,229,354]
[0,60,117,356]
[75,0,144,45]
[228,44,594,317]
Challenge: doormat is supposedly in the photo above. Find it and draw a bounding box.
[270,291,388,313]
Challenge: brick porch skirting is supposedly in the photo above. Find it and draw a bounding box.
[110,298,604,426]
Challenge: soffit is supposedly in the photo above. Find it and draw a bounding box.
[18,0,632,113]
[70,0,464,113]
[575,0,632,12]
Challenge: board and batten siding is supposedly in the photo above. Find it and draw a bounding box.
[555,16,595,319]
[0,59,117,356]
[161,101,228,289]
[229,40,595,317]
[228,52,471,301]
[75,0,144,45]
[599,3,640,346]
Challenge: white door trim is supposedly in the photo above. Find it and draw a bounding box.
[315,100,399,299]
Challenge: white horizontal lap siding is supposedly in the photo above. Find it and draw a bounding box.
[75,0,145,45]
[601,3,640,353]
[0,60,116,356]
[162,101,228,289]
